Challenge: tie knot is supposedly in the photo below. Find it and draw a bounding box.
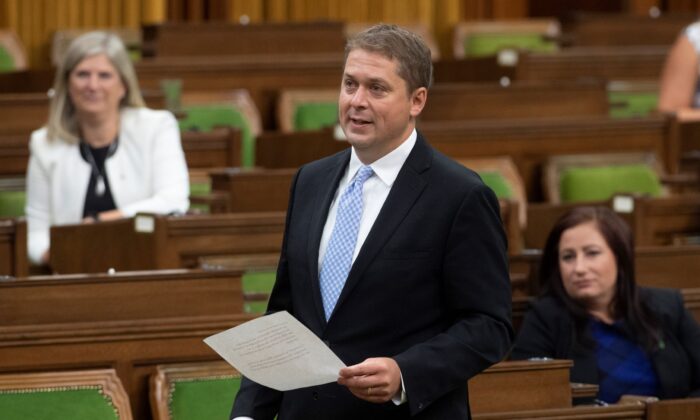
[354,165,374,186]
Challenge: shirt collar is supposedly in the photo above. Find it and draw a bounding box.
[347,129,417,187]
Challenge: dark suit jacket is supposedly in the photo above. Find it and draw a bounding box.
[231,133,513,419]
[511,287,700,400]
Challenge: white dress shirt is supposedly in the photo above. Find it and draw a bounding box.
[318,129,417,267]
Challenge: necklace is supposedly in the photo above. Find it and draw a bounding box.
[80,139,118,197]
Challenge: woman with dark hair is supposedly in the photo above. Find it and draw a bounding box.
[511,207,700,403]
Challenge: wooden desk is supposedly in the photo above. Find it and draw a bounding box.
[421,81,608,122]
[209,167,295,213]
[0,269,254,420]
[50,213,285,274]
[255,128,348,169]
[469,359,573,414]
[182,128,243,169]
[515,46,668,82]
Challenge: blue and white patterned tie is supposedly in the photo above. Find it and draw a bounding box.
[319,165,374,320]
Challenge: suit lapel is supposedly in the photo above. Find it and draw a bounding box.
[329,134,432,323]
[307,150,351,326]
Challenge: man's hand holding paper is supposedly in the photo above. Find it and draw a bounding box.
[204,311,346,391]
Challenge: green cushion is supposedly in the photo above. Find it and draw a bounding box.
[242,270,275,314]
[464,33,557,57]
[560,164,662,203]
[189,182,211,196]
[608,91,658,119]
[0,387,119,420]
[294,102,338,131]
[479,172,513,199]
[0,190,25,217]
[187,182,212,214]
[179,106,255,167]
[0,46,15,72]
[169,376,241,420]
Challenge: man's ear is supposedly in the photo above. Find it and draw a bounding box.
[409,87,428,118]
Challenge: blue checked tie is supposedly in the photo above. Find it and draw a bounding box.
[319,165,374,320]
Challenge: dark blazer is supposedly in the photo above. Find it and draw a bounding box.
[511,287,700,400]
[231,133,513,419]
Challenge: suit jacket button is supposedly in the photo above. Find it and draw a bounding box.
[418,403,424,410]
[312,391,319,400]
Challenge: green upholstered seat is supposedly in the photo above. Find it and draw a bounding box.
[242,270,276,314]
[294,102,338,131]
[0,45,15,72]
[0,387,119,420]
[179,106,255,167]
[0,190,25,217]
[479,171,513,199]
[168,375,241,420]
[559,164,662,203]
[608,91,658,119]
[463,33,557,57]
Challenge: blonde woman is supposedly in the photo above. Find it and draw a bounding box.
[26,31,189,265]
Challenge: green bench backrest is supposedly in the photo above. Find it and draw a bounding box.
[169,376,241,420]
[0,387,119,420]
[560,164,662,203]
[179,106,254,167]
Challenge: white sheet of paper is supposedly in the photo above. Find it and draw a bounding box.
[204,311,346,391]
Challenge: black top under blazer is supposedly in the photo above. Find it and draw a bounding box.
[511,287,700,400]
[230,133,514,420]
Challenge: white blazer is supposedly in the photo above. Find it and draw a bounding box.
[26,107,190,264]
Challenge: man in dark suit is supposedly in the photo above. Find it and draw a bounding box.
[231,24,513,420]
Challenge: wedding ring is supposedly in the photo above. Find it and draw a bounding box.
[367,386,373,396]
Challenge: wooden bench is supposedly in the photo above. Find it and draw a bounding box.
[136,54,343,131]
[49,212,285,274]
[525,194,700,248]
[255,116,670,202]
[419,115,670,201]
[514,45,668,82]
[561,13,693,47]
[0,268,253,420]
[420,81,609,122]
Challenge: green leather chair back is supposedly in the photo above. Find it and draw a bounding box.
[0,45,15,72]
[294,102,338,131]
[479,171,513,200]
[242,270,276,314]
[179,106,254,167]
[0,190,25,217]
[168,375,241,420]
[608,91,658,119]
[0,387,120,420]
[463,33,556,57]
[560,164,662,203]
